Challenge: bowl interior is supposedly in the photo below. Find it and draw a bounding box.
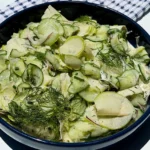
[0,1,150,146]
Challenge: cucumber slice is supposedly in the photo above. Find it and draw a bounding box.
[84,40,103,50]
[44,32,59,46]
[63,55,82,70]
[10,49,27,58]
[19,28,35,39]
[110,33,128,55]
[81,63,100,79]
[95,92,134,130]
[118,86,143,97]
[23,64,43,87]
[79,87,99,102]
[0,70,10,90]
[41,68,54,88]
[0,50,7,56]
[82,46,94,60]
[46,51,68,71]
[38,18,64,36]
[0,87,16,111]
[27,22,39,30]
[60,73,71,98]
[52,75,61,92]
[133,108,143,121]
[86,35,107,42]
[11,59,26,76]
[74,22,93,36]
[99,114,133,130]
[6,38,29,57]
[128,42,144,57]
[59,36,85,57]
[42,5,67,21]
[17,83,30,93]
[84,105,99,125]
[0,58,7,73]
[79,78,108,102]
[94,92,134,116]
[130,94,146,107]
[95,92,122,116]
[63,24,79,37]
[68,71,89,94]
[118,69,139,90]
[24,55,43,69]
[138,64,150,81]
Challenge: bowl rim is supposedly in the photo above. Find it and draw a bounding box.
[0,1,150,147]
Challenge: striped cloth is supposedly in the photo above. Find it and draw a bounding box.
[0,0,150,23]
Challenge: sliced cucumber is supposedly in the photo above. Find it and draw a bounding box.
[69,71,89,94]
[95,92,134,130]
[129,94,146,107]
[81,63,100,79]
[10,49,27,58]
[110,33,128,55]
[94,92,134,116]
[38,18,64,36]
[24,55,43,69]
[52,75,61,92]
[27,22,39,30]
[23,64,43,87]
[138,64,150,81]
[86,35,107,42]
[11,59,26,76]
[63,55,82,70]
[95,92,122,116]
[84,40,103,50]
[74,22,93,37]
[19,28,34,39]
[118,86,143,97]
[99,114,133,130]
[133,108,143,121]
[6,38,29,57]
[41,68,54,88]
[82,46,94,60]
[46,51,68,71]
[0,58,7,73]
[79,78,108,102]
[59,36,85,57]
[60,73,71,98]
[0,50,7,56]
[0,70,10,90]
[128,42,144,57]
[84,105,99,125]
[79,87,100,102]
[0,87,16,111]
[17,83,30,93]
[42,5,67,21]
[44,32,59,46]
[63,24,79,37]
[118,69,139,90]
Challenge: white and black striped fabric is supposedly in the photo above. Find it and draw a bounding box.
[0,0,150,23]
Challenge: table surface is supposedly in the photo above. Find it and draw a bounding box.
[0,0,150,150]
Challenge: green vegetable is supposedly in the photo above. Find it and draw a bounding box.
[69,71,89,94]
[23,64,43,87]
[59,36,85,57]
[69,96,86,121]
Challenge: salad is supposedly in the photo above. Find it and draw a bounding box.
[0,5,150,142]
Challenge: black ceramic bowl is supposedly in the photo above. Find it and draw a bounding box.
[0,1,150,150]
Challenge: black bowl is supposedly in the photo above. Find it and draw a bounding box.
[0,1,150,150]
